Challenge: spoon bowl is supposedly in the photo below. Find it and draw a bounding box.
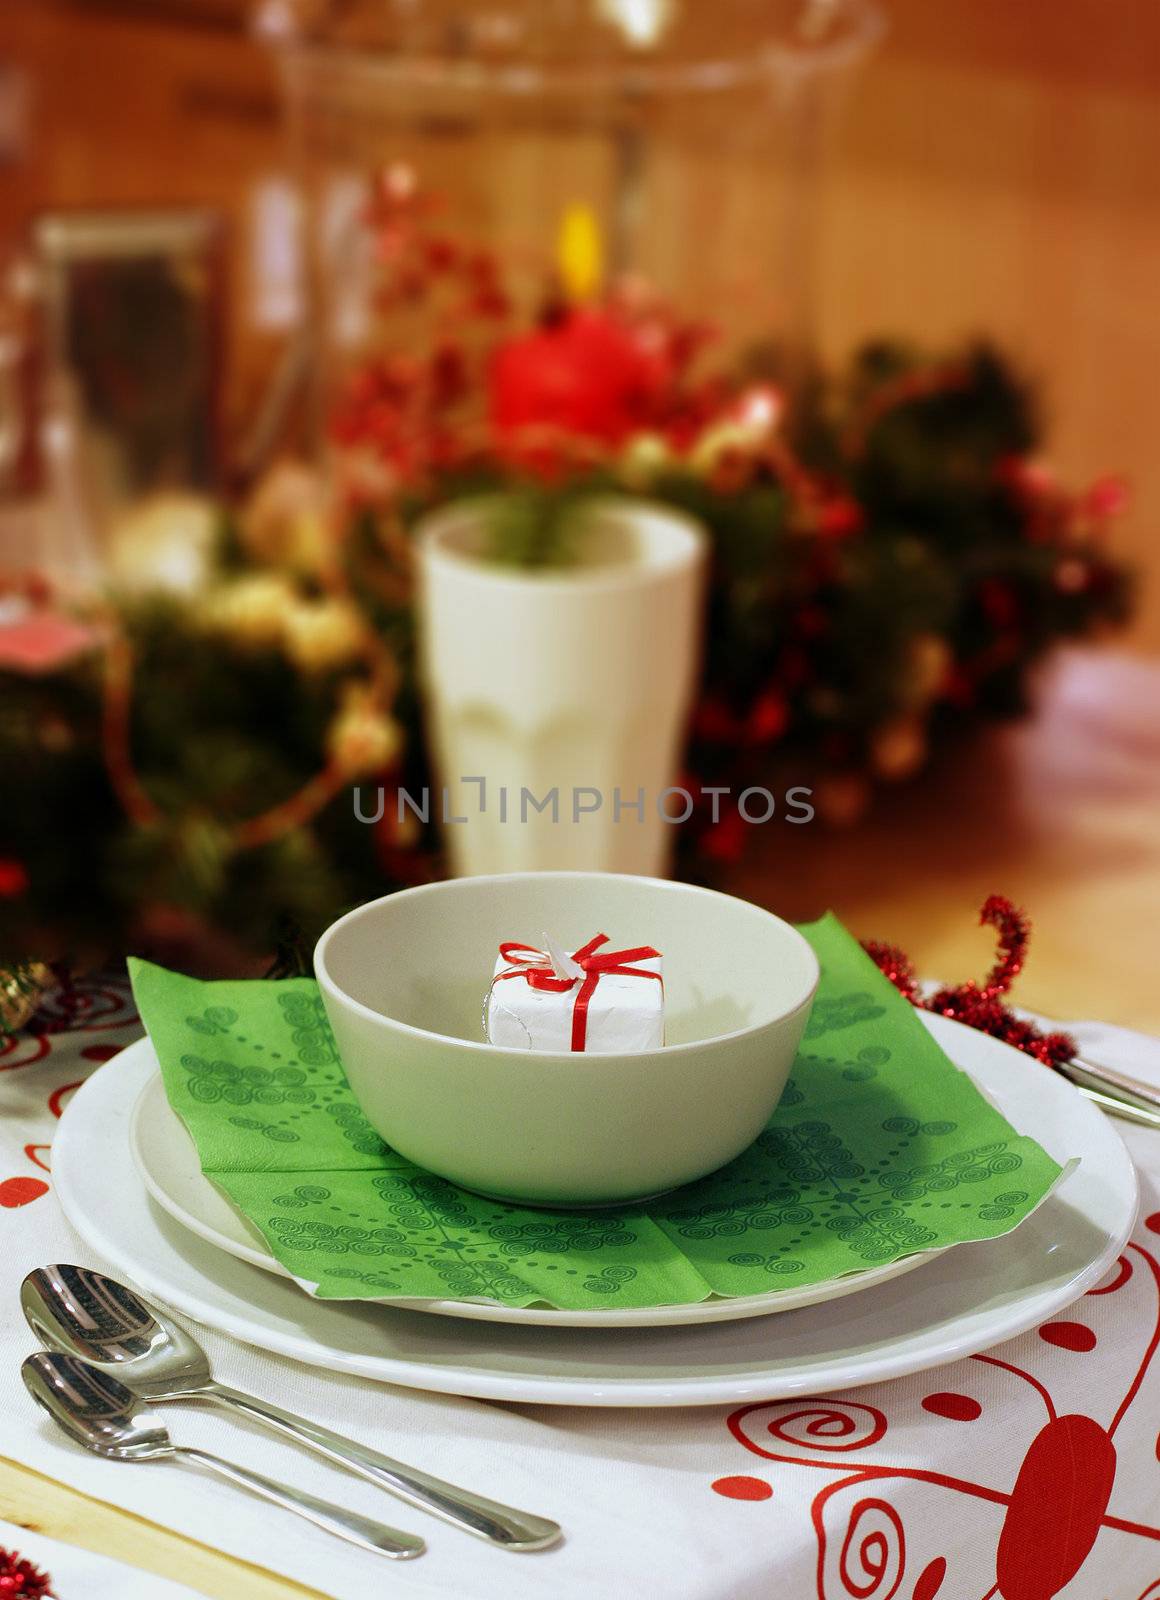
[22,1350,173,1460]
[23,1264,214,1398]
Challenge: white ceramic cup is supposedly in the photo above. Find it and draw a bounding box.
[314,871,819,1207]
[415,495,706,876]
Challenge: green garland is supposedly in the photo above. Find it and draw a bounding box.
[0,340,1132,971]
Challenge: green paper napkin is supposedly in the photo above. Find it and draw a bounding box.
[127,915,1064,1310]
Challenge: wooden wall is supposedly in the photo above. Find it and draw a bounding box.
[0,2,286,454]
[3,0,1157,647]
[827,0,1160,651]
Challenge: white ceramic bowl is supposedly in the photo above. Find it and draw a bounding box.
[314,872,819,1207]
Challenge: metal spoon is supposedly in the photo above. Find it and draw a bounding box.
[22,1264,562,1552]
[22,1351,424,1560]
[1057,1055,1160,1125]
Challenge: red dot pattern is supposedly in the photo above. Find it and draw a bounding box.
[921,1392,982,1422]
[1038,1321,1097,1352]
[913,1557,948,1600]
[711,1475,773,1502]
[996,1414,1115,1600]
[81,1044,121,1063]
[0,1176,49,1208]
[1145,1211,1160,1235]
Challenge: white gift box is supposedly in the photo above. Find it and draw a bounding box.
[486,934,664,1053]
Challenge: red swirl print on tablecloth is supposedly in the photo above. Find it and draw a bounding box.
[760,1401,887,1453]
[715,1241,1160,1598]
[0,1031,50,1072]
[0,977,139,1210]
[1,980,136,1074]
[835,1497,906,1597]
[0,1080,85,1209]
[29,980,136,1034]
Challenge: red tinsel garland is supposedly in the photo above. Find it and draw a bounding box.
[0,1548,54,1598]
[862,894,1077,1068]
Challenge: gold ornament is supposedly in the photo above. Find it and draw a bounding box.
[0,962,53,1034]
[903,633,952,707]
[282,596,366,674]
[618,431,671,489]
[870,715,928,782]
[392,806,422,848]
[688,385,782,475]
[109,494,219,598]
[239,461,334,577]
[326,685,403,779]
[688,421,758,476]
[814,773,871,828]
[201,574,297,647]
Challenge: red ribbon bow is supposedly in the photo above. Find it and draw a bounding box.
[494,933,662,1052]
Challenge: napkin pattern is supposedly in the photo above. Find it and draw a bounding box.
[128,915,1064,1310]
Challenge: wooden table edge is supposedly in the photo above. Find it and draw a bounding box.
[0,1456,325,1600]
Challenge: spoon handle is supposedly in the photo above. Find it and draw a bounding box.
[204,1382,561,1550]
[176,1446,424,1559]
[1062,1055,1160,1116]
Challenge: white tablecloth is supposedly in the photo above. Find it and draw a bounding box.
[2,982,1158,1600]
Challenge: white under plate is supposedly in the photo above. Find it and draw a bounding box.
[52,1014,1138,1406]
[128,1059,939,1329]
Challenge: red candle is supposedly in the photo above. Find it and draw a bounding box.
[489,307,673,454]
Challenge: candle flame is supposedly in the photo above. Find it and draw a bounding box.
[557,203,603,303]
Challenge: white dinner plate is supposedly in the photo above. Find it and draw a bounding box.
[128,1061,940,1329]
[51,1015,1138,1406]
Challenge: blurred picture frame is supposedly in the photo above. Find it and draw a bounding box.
[34,208,224,509]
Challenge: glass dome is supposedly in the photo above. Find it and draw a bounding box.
[260,0,884,435]
[259,0,883,93]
